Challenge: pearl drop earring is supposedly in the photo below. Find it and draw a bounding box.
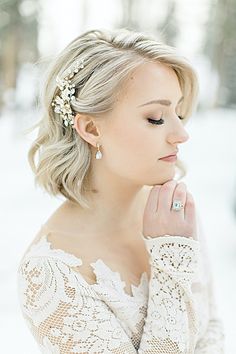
[95,143,102,159]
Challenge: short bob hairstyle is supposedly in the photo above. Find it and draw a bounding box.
[27,27,199,209]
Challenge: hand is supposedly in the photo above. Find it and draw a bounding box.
[142,180,197,240]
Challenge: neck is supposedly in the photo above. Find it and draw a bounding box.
[69,179,150,238]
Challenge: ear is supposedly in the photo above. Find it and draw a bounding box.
[73,113,101,147]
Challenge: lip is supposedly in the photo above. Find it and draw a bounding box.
[159,150,178,159]
[159,155,177,162]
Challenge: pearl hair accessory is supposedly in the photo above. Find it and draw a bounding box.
[51,58,85,127]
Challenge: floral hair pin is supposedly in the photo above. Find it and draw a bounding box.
[51,58,85,127]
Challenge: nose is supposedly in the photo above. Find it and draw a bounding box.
[166,117,190,145]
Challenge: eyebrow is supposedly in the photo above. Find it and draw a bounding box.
[137,96,184,107]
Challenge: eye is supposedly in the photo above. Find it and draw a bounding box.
[147,115,184,125]
[147,117,164,125]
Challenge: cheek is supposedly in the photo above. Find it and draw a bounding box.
[104,122,163,168]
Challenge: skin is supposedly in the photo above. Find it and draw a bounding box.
[70,61,197,241]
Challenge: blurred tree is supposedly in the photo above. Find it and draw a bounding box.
[203,0,236,108]
[155,0,179,46]
[118,0,179,46]
[0,0,39,109]
[120,0,140,29]
[81,0,89,29]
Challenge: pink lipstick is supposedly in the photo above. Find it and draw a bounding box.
[159,154,177,162]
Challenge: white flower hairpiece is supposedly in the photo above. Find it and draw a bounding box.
[51,58,85,127]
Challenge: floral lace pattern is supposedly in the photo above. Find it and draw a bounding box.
[17,228,225,353]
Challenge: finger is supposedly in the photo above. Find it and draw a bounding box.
[185,191,195,222]
[158,180,177,212]
[144,185,161,215]
[171,182,187,217]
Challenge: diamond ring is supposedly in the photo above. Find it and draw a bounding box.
[171,200,184,211]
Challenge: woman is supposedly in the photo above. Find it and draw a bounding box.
[17,28,225,353]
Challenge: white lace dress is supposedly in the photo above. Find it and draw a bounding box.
[17,221,225,354]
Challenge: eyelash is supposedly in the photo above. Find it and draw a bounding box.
[147,115,184,125]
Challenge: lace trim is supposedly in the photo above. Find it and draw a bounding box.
[141,233,201,352]
[20,231,149,301]
[141,234,201,281]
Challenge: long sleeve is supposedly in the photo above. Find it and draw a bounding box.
[194,213,225,353]
[139,235,201,353]
[17,234,201,353]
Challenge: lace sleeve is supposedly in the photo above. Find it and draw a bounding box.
[139,234,201,353]
[17,256,139,354]
[194,214,225,353]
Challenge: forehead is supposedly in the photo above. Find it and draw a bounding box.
[118,61,182,106]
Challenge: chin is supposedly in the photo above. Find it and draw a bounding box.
[142,168,176,187]
[145,177,174,187]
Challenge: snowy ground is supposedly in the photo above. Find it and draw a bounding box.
[0,107,236,353]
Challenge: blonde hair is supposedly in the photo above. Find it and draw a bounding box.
[26,27,199,209]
